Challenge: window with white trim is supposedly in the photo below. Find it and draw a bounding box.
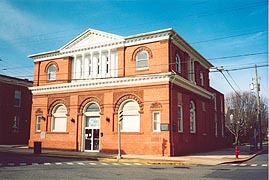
[120,100,140,132]
[189,58,195,83]
[175,54,181,73]
[52,104,67,132]
[190,101,196,133]
[152,111,161,132]
[200,71,204,86]
[47,64,56,80]
[178,105,183,132]
[136,50,149,69]
[36,115,42,132]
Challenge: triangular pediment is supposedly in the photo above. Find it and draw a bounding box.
[60,29,124,50]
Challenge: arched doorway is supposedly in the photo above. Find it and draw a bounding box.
[83,103,100,152]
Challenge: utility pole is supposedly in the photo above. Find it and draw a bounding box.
[254,64,262,150]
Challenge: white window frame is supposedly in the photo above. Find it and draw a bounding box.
[189,58,195,83]
[178,105,183,133]
[120,100,140,132]
[152,111,161,132]
[190,101,196,133]
[36,115,42,132]
[47,64,56,81]
[200,71,204,86]
[51,104,67,132]
[136,50,149,70]
[175,54,181,73]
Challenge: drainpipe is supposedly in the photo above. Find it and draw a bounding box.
[169,35,176,156]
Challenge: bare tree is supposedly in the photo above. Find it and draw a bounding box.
[225,91,268,146]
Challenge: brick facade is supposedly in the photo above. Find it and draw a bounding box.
[28,28,225,156]
[0,75,32,144]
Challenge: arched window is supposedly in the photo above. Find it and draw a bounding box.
[47,64,56,80]
[175,54,181,73]
[86,103,100,113]
[52,104,67,132]
[136,50,149,69]
[84,103,100,128]
[190,101,196,133]
[120,100,140,132]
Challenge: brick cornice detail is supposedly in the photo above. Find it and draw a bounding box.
[114,92,144,113]
[131,46,153,61]
[48,96,70,116]
[78,95,104,115]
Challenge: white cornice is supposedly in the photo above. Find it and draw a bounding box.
[29,73,171,94]
[30,72,213,99]
[170,73,213,99]
[171,33,213,69]
[28,28,173,62]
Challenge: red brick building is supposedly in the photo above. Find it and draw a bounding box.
[0,75,32,144]
[28,28,225,156]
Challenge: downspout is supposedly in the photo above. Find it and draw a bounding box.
[169,35,175,156]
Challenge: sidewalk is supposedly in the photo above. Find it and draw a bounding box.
[0,143,266,166]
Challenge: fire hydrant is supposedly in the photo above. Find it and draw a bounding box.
[235,146,240,159]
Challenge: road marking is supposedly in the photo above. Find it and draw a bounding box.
[100,162,109,165]
[231,164,238,166]
[19,163,27,166]
[77,162,85,165]
[112,163,120,166]
[8,163,15,166]
[55,162,62,165]
[261,164,268,167]
[134,163,142,166]
[32,163,39,166]
[250,164,257,167]
[122,163,131,166]
[89,162,97,165]
[44,163,51,165]
[239,164,247,166]
[67,162,74,165]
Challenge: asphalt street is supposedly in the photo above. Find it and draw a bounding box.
[0,149,268,180]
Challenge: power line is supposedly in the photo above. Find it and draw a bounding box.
[208,52,268,61]
[226,70,242,92]
[190,30,268,44]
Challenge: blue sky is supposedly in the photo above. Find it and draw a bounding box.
[0,0,268,98]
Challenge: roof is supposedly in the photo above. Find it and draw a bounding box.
[28,28,213,68]
[0,74,33,87]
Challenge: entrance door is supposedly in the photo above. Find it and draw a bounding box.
[85,117,100,151]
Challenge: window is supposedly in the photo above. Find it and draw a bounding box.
[189,58,195,83]
[178,105,183,132]
[14,90,21,107]
[12,116,19,133]
[200,71,204,86]
[175,55,181,73]
[152,111,161,132]
[120,100,140,132]
[52,104,67,132]
[136,50,149,69]
[190,101,196,133]
[47,64,56,80]
[36,116,42,132]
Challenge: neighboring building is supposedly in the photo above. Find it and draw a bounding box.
[28,28,225,156]
[0,74,32,144]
